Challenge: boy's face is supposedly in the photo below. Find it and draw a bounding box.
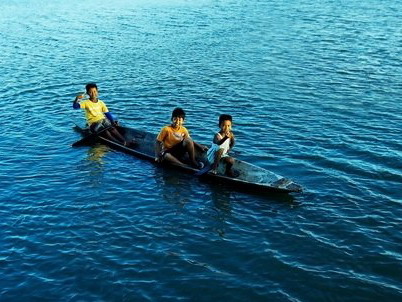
[220,120,232,133]
[172,116,184,128]
[87,87,98,100]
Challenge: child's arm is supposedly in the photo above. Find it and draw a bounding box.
[229,132,235,149]
[185,130,207,151]
[155,140,164,162]
[155,128,167,162]
[105,112,118,126]
[72,95,82,109]
[194,141,208,152]
[214,133,230,146]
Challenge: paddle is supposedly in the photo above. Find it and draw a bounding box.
[72,126,112,147]
[194,163,213,176]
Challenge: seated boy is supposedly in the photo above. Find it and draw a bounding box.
[206,114,236,176]
[73,83,131,146]
[155,107,206,168]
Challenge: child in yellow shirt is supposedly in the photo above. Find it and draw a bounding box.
[73,83,130,146]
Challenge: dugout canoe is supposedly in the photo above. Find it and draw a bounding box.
[73,125,302,194]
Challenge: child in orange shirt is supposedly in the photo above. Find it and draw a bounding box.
[155,107,205,168]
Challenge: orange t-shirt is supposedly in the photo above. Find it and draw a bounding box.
[156,125,189,150]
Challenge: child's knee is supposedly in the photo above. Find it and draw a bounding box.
[216,149,224,156]
[226,157,234,165]
[183,137,193,146]
[162,152,173,162]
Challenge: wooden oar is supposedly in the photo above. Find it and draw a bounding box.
[72,126,112,147]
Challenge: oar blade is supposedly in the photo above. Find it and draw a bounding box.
[194,163,212,176]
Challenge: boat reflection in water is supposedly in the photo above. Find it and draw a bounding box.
[84,144,110,187]
[86,144,110,165]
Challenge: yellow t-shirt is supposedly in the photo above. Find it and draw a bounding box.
[156,125,189,150]
[80,99,109,125]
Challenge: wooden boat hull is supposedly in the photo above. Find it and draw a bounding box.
[73,125,303,194]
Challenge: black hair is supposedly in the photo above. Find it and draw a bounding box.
[85,83,98,93]
[219,114,232,126]
[171,107,186,120]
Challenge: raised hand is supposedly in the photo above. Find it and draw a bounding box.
[76,92,86,99]
[225,131,233,139]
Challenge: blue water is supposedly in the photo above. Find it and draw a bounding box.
[1,0,401,301]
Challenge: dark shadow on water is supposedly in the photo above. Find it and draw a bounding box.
[210,189,233,214]
[155,170,193,209]
[152,168,303,239]
[153,168,236,239]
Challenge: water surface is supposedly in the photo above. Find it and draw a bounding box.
[1,0,401,301]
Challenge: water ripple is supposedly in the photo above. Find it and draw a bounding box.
[1,0,402,301]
